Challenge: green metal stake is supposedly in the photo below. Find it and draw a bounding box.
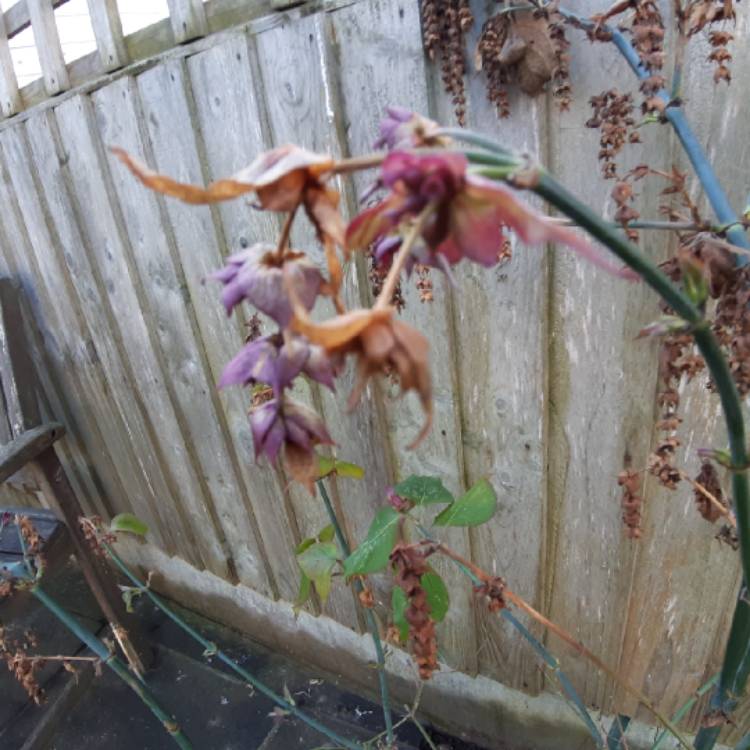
[31,585,193,750]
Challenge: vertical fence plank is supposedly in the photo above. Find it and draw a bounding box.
[254,15,392,629]
[329,0,478,675]
[0,125,131,523]
[86,0,128,73]
[54,93,234,580]
[166,0,208,44]
[544,0,680,712]
[136,56,301,601]
[0,9,20,117]
[91,74,273,596]
[420,0,549,692]
[27,0,69,95]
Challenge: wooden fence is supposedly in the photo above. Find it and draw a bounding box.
[0,0,747,742]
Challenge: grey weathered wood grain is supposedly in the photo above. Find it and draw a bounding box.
[167,0,208,43]
[256,17,362,627]
[86,0,128,73]
[0,10,20,118]
[544,0,681,710]
[54,92,231,578]
[184,34,306,602]
[94,73,272,595]
[329,0,478,674]
[27,0,69,95]
[0,118,159,527]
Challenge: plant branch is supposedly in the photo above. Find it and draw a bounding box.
[432,542,691,750]
[374,204,434,310]
[316,480,394,745]
[102,542,361,750]
[557,5,750,259]
[31,585,193,750]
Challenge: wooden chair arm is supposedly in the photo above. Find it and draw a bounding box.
[0,422,66,483]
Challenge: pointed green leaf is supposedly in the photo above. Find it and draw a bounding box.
[317,455,336,479]
[343,507,400,577]
[334,459,365,479]
[110,513,149,537]
[433,479,497,527]
[295,536,316,555]
[318,524,335,543]
[421,571,449,622]
[393,475,453,506]
[391,586,409,643]
[294,573,312,612]
[317,455,365,480]
[297,542,338,604]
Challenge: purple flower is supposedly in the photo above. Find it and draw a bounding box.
[250,396,333,463]
[374,107,446,151]
[347,151,638,278]
[211,243,324,326]
[219,334,336,394]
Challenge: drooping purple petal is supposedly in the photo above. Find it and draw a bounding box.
[211,243,325,323]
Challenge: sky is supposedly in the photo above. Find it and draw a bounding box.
[5,0,172,87]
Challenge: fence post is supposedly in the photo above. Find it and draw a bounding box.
[166,0,208,44]
[86,0,128,73]
[27,0,69,96]
[0,8,20,118]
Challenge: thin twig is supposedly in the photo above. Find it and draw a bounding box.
[374,204,434,310]
[331,154,385,174]
[275,208,298,259]
[432,542,692,750]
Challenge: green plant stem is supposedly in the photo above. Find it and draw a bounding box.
[411,522,605,748]
[102,543,361,750]
[316,480,395,746]
[529,169,750,746]
[31,585,193,750]
[650,673,718,750]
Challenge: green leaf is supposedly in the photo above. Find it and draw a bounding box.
[294,573,312,612]
[343,507,400,577]
[421,571,449,622]
[393,475,453,506]
[433,479,497,527]
[297,542,338,604]
[110,513,149,537]
[391,587,408,643]
[317,455,365,480]
[295,536,316,555]
[318,525,335,543]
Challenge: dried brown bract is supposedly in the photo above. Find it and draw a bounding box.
[586,90,639,179]
[648,436,682,490]
[473,575,507,611]
[618,469,644,538]
[390,542,439,679]
[421,0,473,124]
[716,523,739,550]
[694,461,726,522]
[415,264,434,303]
[708,30,734,83]
[0,627,44,705]
[713,265,750,395]
[476,6,570,119]
[367,246,405,312]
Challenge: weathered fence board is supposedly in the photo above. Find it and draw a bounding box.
[0,0,745,738]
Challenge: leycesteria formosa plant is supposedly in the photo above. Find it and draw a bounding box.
[114,101,750,750]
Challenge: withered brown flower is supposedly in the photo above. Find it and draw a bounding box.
[112,144,345,247]
[289,305,432,448]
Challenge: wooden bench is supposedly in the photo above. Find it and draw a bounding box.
[0,276,151,674]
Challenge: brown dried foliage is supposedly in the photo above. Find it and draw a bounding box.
[367,247,405,312]
[473,575,507,612]
[693,461,726,522]
[415,264,434,303]
[618,469,644,538]
[0,627,44,705]
[476,4,571,120]
[390,542,439,680]
[421,0,473,124]
[586,91,640,179]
